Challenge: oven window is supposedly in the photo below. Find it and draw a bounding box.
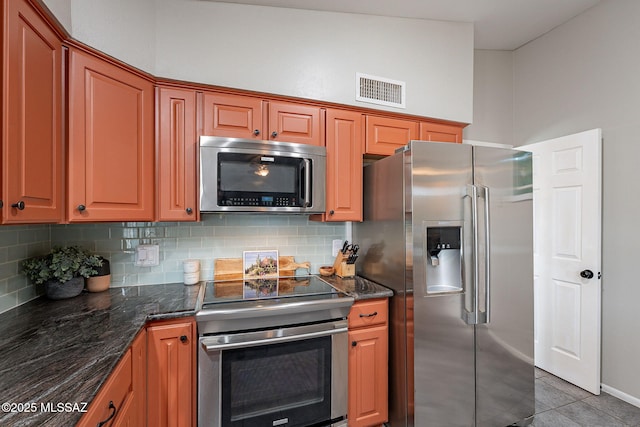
[219,154,299,193]
[221,336,332,427]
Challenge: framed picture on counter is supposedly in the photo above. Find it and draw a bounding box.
[243,250,279,279]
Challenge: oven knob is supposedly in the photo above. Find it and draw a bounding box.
[180,335,188,343]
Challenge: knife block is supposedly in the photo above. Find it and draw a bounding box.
[333,251,355,278]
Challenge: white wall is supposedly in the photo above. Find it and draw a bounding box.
[44,0,473,123]
[512,0,640,403]
[463,50,513,145]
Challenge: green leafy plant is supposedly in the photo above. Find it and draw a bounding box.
[21,246,103,285]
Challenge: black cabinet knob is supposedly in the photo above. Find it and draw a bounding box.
[77,204,86,212]
[253,129,260,136]
[0,200,3,209]
[329,210,335,215]
[186,207,193,215]
[271,131,278,138]
[11,201,25,210]
[351,341,357,347]
[180,335,188,343]
[580,269,594,279]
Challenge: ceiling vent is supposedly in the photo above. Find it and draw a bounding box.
[356,73,406,109]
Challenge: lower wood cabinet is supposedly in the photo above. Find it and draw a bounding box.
[348,298,389,427]
[147,318,196,427]
[77,329,146,427]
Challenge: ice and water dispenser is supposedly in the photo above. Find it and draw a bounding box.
[426,226,463,294]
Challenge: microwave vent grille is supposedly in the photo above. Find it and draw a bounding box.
[356,72,406,108]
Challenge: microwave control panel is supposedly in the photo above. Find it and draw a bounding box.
[221,195,299,207]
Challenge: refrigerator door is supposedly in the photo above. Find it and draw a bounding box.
[409,141,477,427]
[473,146,535,427]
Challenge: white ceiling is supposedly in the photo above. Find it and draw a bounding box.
[202,0,601,50]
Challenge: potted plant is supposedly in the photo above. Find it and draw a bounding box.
[86,255,111,292]
[21,246,103,300]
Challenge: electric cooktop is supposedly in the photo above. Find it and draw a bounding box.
[201,275,341,307]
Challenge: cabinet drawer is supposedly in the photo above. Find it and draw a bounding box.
[348,298,388,329]
[77,349,133,427]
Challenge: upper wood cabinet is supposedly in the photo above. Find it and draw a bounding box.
[156,86,198,221]
[202,92,324,145]
[67,47,155,222]
[202,92,263,139]
[314,109,363,222]
[419,121,463,143]
[268,100,324,146]
[147,318,196,427]
[1,0,64,224]
[365,115,419,156]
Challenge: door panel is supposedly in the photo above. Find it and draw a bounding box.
[473,146,535,426]
[522,129,602,395]
[4,0,63,223]
[68,48,154,221]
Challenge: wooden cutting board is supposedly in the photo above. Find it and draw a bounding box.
[214,256,311,281]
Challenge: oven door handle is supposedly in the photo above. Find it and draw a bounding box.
[201,325,348,353]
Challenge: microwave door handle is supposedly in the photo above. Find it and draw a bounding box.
[302,158,312,207]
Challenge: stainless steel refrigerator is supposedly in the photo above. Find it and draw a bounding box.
[354,141,534,427]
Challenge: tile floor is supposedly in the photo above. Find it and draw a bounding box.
[533,368,640,426]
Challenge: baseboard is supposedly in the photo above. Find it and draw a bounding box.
[601,383,640,408]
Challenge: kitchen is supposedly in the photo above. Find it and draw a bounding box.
[1,0,640,426]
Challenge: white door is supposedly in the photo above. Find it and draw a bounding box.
[522,129,602,395]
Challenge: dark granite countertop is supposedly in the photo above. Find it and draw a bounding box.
[0,283,202,427]
[319,275,393,300]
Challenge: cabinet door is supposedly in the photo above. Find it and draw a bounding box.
[202,92,263,139]
[68,47,154,222]
[131,329,147,427]
[348,325,389,427]
[147,319,196,427]
[268,100,324,146]
[77,349,133,427]
[323,109,362,222]
[157,87,197,221]
[365,115,418,156]
[419,121,463,143]
[2,0,63,223]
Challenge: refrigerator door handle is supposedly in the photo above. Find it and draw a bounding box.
[477,185,491,324]
[464,184,481,325]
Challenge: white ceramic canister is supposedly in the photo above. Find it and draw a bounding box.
[183,272,200,285]
[183,259,200,273]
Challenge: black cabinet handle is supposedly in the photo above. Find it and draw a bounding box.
[97,401,117,427]
[180,335,188,343]
[359,311,378,318]
[186,207,193,215]
[0,200,3,209]
[329,210,335,215]
[11,201,25,210]
[78,204,86,212]
[351,341,357,347]
[253,129,260,136]
[271,131,278,138]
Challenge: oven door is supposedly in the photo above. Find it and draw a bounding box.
[198,320,348,427]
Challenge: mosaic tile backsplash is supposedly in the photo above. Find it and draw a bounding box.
[0,215,345,314]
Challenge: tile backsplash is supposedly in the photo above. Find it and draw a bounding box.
[50,214,345,286]
[0,215,345,314]
[0,225,50,313]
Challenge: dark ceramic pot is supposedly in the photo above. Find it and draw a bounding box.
[44,276,84,300]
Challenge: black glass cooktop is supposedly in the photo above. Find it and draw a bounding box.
[202,276,340,306]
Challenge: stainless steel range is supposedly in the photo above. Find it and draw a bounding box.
[196,276,353,427]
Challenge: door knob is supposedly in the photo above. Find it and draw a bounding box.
[580,269,594,279]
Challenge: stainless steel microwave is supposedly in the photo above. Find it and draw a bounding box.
[199,136,326,213]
